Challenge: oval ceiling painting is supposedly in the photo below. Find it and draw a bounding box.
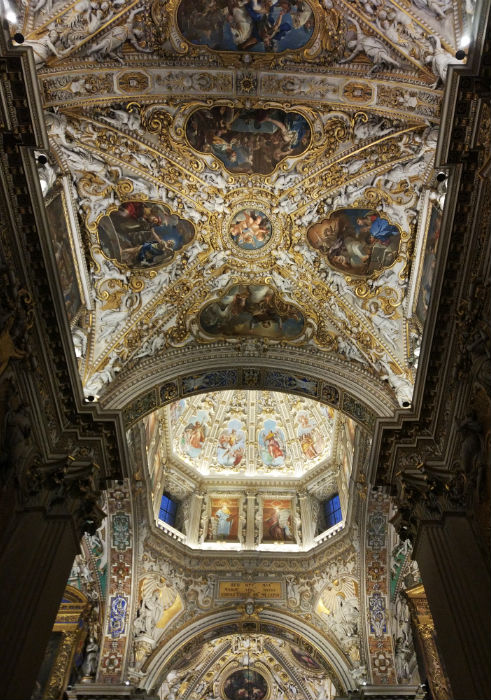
[177,0,315,53]
[307,208,402,277]
[97,201,195,270]
[186,107,310,175]
[199,284,305,340]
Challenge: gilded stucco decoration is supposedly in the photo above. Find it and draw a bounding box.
[14,0,471,406]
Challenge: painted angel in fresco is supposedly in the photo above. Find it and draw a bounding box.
[230,209,272,250]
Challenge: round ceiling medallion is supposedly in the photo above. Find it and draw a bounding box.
[223,669,269,700]
[224,200,279,257]
[229,208,273,251]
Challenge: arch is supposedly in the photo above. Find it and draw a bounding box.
[143,607,355,693]
[100,348,397,429]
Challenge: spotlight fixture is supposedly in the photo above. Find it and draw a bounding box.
[436,172,447,182]
[402,400,410,408]
[37,154,48,165]
[455,49,466,60]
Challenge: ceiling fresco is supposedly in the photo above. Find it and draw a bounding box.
[164,390,337,477]
[155,633,339,699]
[8,0,472,409]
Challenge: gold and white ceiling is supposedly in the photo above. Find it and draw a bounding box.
[165,391,336,477]
[8,0,472,411]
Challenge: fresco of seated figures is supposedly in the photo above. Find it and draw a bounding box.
[180,409,208,459]
[217,419,246,467]
[295,409,327,460]
[199,284,305,340]
[258,418,286,467]
[185,106,311,175]
[97,201,195,270]
[177,0,315,53]
[307,208,402,277]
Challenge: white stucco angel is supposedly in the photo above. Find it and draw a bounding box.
[98,108,142,132]
[425,35,457,88]
[18,29,68,67]
[85,8,152,63]
[340,19,401,74]
[134,578,178,641]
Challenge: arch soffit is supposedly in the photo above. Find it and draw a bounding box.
[143,607,354,694]
[100,349,397,430]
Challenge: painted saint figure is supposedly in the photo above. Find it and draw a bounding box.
[307,208,401,276]
[215,504,233,538]
[97,200,194,269]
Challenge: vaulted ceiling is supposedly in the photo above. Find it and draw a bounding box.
[13,0,470,413]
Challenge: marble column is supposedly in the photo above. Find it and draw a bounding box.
[0,507,81,699]
[405,584,451,700]
[298,492,313,548]
[413,514,490,699]
[187,491,204,545]
[245,492,256,549]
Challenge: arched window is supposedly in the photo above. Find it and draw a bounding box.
[324,493,342,529]
[159,493,178,527]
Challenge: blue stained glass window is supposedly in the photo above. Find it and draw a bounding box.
[324,493,342,528]
[159,493,178,527]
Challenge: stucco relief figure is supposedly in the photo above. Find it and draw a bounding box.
[199,284,305,340]
[97,201,195,269]
[186,107,310,175]
[307,208,401,276]
[177,0,314,53]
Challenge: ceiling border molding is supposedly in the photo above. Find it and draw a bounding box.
[101,347,397,426]
[143,607,354,694]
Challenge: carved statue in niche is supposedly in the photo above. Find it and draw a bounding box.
[80,636,99,679]
[134,589,164,639]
